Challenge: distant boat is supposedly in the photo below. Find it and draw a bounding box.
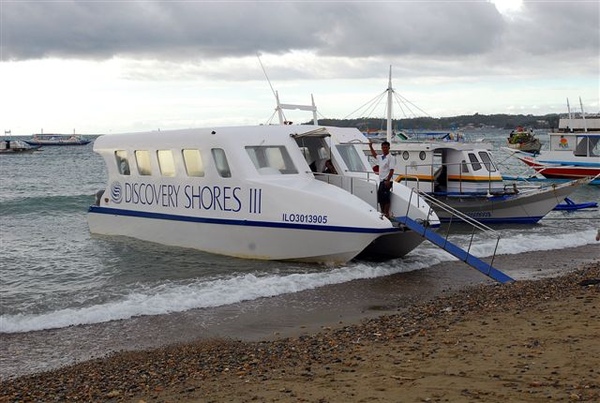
[506,131,600,185]
[506,126,542,154]
[0,139,41,154]
[505,99,600,185]
[24,133,91,146]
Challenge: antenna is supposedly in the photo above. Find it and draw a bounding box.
[257,53,277,99]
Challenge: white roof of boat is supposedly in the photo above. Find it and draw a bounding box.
[94,124,364,149]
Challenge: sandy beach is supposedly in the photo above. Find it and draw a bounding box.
[1,255,599,402]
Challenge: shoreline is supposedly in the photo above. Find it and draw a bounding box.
[1,259,598,402]
[1,244,597,382]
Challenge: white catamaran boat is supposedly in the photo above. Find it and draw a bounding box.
[88,124,439,264]
[358,67,587,224]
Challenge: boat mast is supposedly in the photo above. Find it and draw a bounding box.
[386,65,393,142]
[566,98,572,132]
[579,96,588,132]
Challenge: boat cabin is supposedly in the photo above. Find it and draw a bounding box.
[547,132,600,158]
[362,141,504,195]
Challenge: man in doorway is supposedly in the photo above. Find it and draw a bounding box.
[368,140,396,218]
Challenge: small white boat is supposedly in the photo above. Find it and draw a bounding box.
[0,139,41,154]
[88,124,439,264]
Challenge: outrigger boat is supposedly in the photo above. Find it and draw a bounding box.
[505,99,599,185]
[88,124,440,264]
[387,140,588,223]
[357,67,587,224]
[506,131,600,185]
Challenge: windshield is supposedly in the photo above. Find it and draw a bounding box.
[336,144,367,172]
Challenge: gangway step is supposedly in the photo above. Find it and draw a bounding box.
[397,216,514,284]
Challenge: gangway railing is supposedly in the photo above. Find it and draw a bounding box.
[316,172,514,283]
[396,189,514,284]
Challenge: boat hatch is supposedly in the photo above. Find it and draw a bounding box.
[290,127,331,139]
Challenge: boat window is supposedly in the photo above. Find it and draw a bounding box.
[574,135,600,157]
[245,146,298,175]
[182,149,205,177]
[467,153,482,171]
[477,151,496,172]
[157,150,176,177]
[461,160,470,173]
[419,151,426,161]
[211,148,231,178]
[115,150,130,176]
[135,150,152,176]
[336,144,366,172]
[402,151,410,160]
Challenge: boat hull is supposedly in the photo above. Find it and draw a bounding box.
[517,156,600,182]
[359,229,425,260]
[506,141,541,154]
[433,179,585,224]
[24,140,90,146]
[88,206,396,264]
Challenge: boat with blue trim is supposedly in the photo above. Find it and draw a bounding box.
[25,132,91,146]
[88,124,439,264]
[507,131,600,185]
[378,139,587,224]
[359,67,587,224]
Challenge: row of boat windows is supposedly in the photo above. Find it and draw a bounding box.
[112,146,497,178]
[387,149,497,173]
[114,146,299,178]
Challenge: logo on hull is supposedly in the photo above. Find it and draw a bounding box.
[110,181,123,204]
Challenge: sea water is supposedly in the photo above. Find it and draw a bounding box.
[0,131,598,378]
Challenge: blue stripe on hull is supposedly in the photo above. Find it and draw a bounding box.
[439,216,543,225]
[88,206,397,234]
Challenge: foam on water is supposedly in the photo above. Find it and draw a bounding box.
[2,228,596,333]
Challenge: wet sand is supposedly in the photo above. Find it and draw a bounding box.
[1,245,598,402]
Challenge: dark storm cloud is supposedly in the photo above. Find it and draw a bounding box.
[2,1,322,60]
[309,1,506,57]
[509,1,600,55]
[1,0,598,63]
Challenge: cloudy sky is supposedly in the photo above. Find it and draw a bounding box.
[1,0,598,135]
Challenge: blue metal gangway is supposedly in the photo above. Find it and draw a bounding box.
[397,190,514,284]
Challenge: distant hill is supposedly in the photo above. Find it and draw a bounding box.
[312,113,561,131]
